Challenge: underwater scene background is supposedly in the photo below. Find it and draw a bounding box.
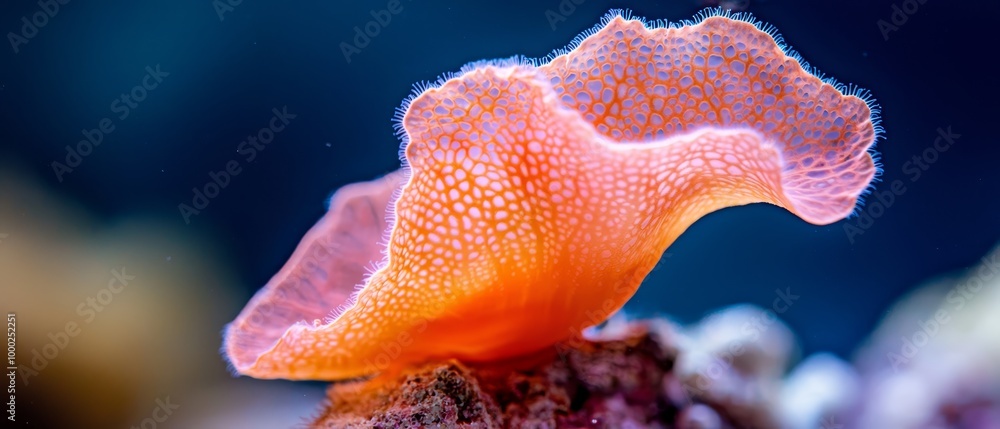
[1,0,998,427]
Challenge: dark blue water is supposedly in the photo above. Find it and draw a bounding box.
[1,0,997,359]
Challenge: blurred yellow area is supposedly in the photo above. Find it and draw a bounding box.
[0,165,323,428]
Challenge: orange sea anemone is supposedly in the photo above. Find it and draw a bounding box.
[224,9,881,380]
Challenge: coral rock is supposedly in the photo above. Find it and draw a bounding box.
[310,320,780,429]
